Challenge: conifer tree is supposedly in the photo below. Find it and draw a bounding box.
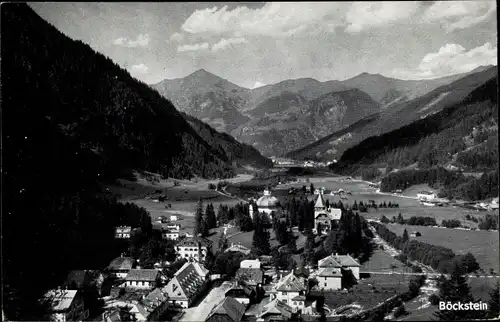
[487,281,500,319]
[194,199,204,236]
[402,229,409,242]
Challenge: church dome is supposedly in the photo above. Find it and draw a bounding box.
[256,195,279,208]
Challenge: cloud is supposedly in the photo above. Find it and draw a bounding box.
[211,37,248,53]
[170,32,184,42]
[391,42,497,79]
[177,42,209,52]
[130,63,149,74]
[345,2,420,33]
[113,34,150,48]
[422,1,496,32]
[179,2,436,38]
[180,3,349,37]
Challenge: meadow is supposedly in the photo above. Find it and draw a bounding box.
[382,223,499,272]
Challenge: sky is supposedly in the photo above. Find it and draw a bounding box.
[30,1,497,89]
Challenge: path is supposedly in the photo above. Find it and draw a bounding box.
[360,271,499,279]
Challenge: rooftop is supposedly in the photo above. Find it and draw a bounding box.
[317,267,342,277]
[206,296,246,322]
[125,269,159,282]
[43,289,78,313]
[108,256,134,271]
[235,268,264,285]
[177,236,212,248]
[274,272,306,292]
[226,243,251,255]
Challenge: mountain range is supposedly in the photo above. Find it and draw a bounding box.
[287,65,497,161]
[152,65,495,157]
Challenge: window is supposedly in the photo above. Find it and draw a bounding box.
[324,283,327,287]
[185,254,188,257]
[293,301,297,306]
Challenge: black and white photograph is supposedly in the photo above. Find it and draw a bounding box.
[2,1,499,321]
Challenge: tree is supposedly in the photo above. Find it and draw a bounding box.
[487,282,500,319]
[402,229,409,242]
[205,203,217,230]
[434,263,484,320]
[194,199,204,236]
[218,232,229,253]
[302,233,316,266]
[252,212,271,255]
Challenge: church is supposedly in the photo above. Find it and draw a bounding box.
[249,188,280,220]
[313,194,341,235]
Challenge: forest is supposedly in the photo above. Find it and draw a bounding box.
[338,76,497,170]
[380,166,498,201]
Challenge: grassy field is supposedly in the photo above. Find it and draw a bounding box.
[382,223,499,272]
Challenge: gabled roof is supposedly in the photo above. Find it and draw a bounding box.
[108,257,134,271]
[167,262,206,300]
[43,289,78,313]
[332,254,360,267]
[317,267,342,277]
[314,194,325,208]
[207,296,246,322]
[318,256,342,268]
[125,269,159,282]
[175,262,209,278]
[177,236,212,248]
[226,244,251,255]
[275,272,306,292]
[259,298,294,318]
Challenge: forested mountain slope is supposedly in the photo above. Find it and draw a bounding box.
[286,66,497,161]
[1,3,267,319]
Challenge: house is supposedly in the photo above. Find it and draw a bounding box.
[42,289,89,322]
[205,296,246,322]
[270,272,307,313]
[250,188,280,220]
[313,194,342,235]
[162,228,180,241]
[235,259,264,286]
[417,191,436,201]
[166,223,181,231]
[115,226,132,239]
[225,282,257,306]
[176,236,212,263]
[225,243,251,255]
[170,215,179,221]
[107,256,135,279]
[490,197,499,210]
[252,297,295,321]
[124,269,160,289]
[102,287,169,322]
[165,261,209,308]
[410,231,421,237]
[317,254,360,290]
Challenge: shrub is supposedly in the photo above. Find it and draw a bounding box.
[429,294,440,306]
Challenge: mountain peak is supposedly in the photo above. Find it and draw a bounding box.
[189,68,217,78]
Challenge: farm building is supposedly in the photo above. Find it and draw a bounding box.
[410,231,421,237]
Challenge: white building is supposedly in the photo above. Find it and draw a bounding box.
[176,236,212,263]
[249,188,280,220]
[317,254,360,291]
[115,226,131,239]
[162,228,179,241]
[417,191,437,201]
[165,261,209,308]
[43,289,89,322]
[313,194,342,235]
[240,259,261,269]
[124,269,160,289]
[271,272,307,313]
